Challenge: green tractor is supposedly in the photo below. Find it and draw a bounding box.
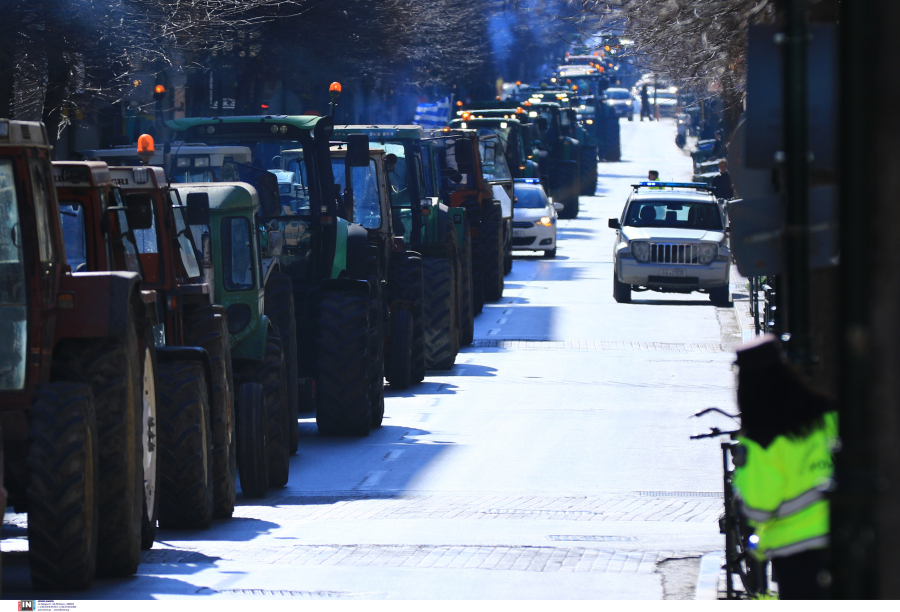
[332,125,472,373]
[167,115,382,435]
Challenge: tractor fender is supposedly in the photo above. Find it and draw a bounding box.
[261,256,280,287]
[230,313,270,362]
[344,223,370,280]
[156,346,214,406]
[56,271,142,340]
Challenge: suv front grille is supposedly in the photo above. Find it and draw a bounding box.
[650,243,700,265]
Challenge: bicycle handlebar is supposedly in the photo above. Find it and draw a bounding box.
[690,427,740,440]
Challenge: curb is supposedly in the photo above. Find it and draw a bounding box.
[695,552,725,600]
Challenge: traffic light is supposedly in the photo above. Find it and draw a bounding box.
[153,84,166,101]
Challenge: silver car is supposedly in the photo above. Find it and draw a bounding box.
[608,183,731,305]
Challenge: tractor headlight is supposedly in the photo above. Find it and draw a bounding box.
[631,241,651,263]
[699,243,718,265]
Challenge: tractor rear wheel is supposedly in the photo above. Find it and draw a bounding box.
[459,223,475,346]
[481,203,505,301]
[27,382,99,591]
[157,361,214,529]
[388,252,425,383]
[556,162,580,219]
[423,257,457,370]
[579,145,598,196]
[388,307,413,390]
[264,274,300,456]
[139,326,159,550]
[365,269,386,430]
[258,330,290,488]
[236,382,268,498]
[183,306,236,519]
[53,308,143,578]
[315,290,371,435]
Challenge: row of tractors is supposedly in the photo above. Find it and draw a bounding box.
[0,112,518,591]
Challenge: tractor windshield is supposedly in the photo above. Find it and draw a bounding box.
[169,191,202,279]
[58,200,88,272]
[331,158,382,230]
[0,158,27,391]
[479,140,512,182]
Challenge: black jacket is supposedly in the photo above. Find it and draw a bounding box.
[711,171,734,200]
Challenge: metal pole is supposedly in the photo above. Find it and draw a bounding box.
[782,0,810,365]
[832,0,878,598]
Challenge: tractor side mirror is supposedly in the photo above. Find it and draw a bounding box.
[346,134,371,168]
[124,193,154,230]
[455,139,475,175]
[256,172,282,218]
[185,192,211,225]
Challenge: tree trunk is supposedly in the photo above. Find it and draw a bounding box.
[42,49,69,157]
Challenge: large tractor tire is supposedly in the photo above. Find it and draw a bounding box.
[138,326,159,550]
[481,203,505,302]
[459,223,475,346]
[53,308,143,578]
[388,307,413,390]
[315,290,371,435]
[365,268,386,429]
[27,382,99,591]
[183,306,236,519]
[422,257,457,370]
[600,116,621,161]
[264,273,300,456]
[387,253,425,383]
[555,161,580,219]
[258,330,290,488]
[579,145,599,196]
[157,361,214,530]
[236,382,268,498]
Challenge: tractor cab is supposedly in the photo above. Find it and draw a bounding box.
[83,142,252,184]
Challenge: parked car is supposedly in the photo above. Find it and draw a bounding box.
[604,88,635,120]
[512,179,562,258]
[608,182,731,305]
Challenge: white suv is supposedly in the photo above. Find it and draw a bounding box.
[608,183,731,305]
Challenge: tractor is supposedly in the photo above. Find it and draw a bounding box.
[1,120,151,589]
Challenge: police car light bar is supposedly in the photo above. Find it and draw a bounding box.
[632,181,713,191]
[514,178,541,184]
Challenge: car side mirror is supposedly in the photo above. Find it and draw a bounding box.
[185,192,210,225]
[256,172,282,218]
[608,218,621,229]
[553,202,564,212]
[124,193,154,230]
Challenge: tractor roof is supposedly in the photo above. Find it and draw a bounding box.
[53,161,112,188]
[332,125,424,141]
[84,143,252,167]
[172,182,259,213]
[167,115,323,131]
[0,120,49,148]
[109,166,167,190]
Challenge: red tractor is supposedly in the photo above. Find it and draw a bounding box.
[1,121,152,589]
[53,160,236,536]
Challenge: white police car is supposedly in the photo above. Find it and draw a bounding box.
[608,182,731,305]
[512,178,563,257]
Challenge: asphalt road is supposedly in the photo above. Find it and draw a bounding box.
[2,116,740,600]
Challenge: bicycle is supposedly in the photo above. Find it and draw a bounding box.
[692,407,772,599]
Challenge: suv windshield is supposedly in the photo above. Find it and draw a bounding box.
[625,200,723,230]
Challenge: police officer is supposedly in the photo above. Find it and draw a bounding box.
[733,337,836,600]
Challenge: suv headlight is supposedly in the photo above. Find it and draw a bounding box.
[631,241,651,263]
[699,243,718,265]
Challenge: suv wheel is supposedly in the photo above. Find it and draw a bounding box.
[613,274,632,303]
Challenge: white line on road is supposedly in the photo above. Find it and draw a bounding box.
[503,309,512,315]
[382,449,404,461]
[487,328,499,335]
[355,471,386,490]
[496,318,507,324]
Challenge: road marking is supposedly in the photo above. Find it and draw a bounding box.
[496,318,507,324]
[355,471,385,490]
[503,309,512,315]
[419,412,433,422]
[487,328,499,335]
[382,449,404,461]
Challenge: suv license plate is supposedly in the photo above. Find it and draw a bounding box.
[659,269,685,277]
